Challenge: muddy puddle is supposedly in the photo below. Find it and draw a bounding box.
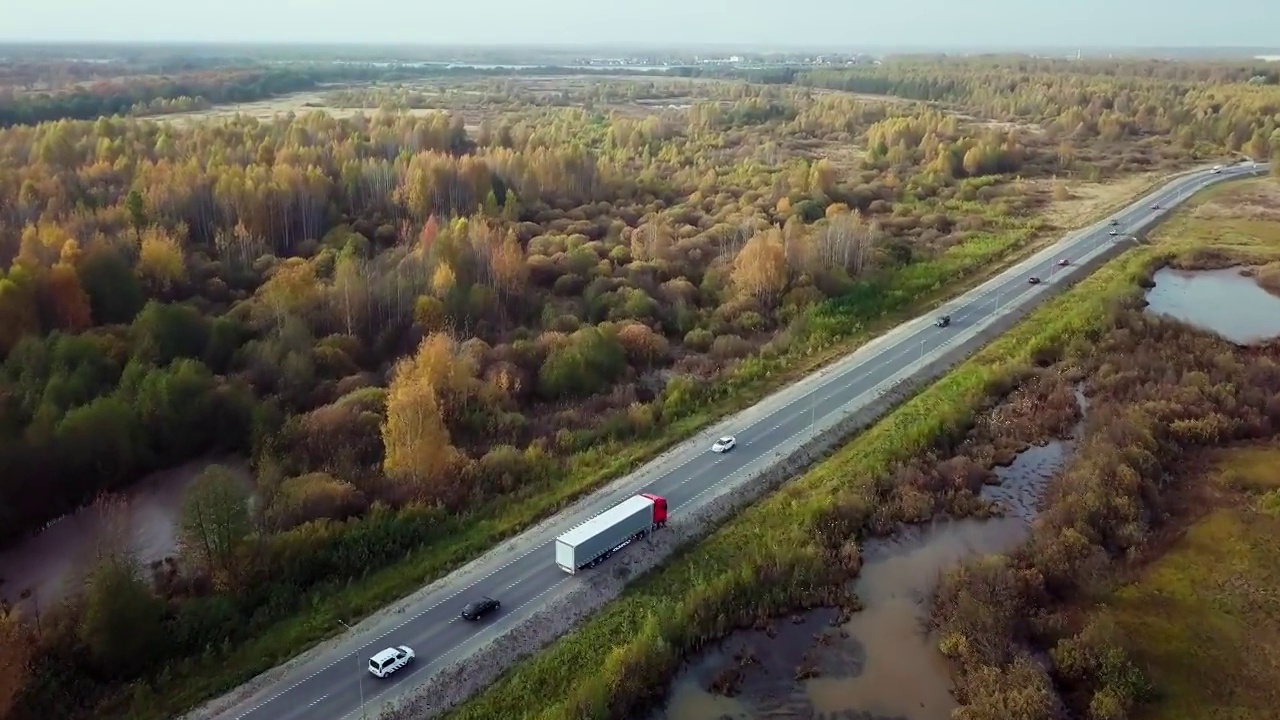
[654,393,1087,720]
[0,456,252,611]
[1143,266,1280,345]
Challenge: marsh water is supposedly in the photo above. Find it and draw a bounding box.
[1143,266,1280,345]
[0,456,252,612]
[655,394,1087,720]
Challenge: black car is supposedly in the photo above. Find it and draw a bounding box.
[460,596,500,621]
[1028,276,1042,285]
[935,315,951,328]
[1109,219,1119,226]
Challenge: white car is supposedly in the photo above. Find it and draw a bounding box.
[711,436,736,453]
[1108,229,1119,236]
[368,645,415,678]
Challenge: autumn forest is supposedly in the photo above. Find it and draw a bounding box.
[0,50,1278,720]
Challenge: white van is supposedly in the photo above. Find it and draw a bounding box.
[367,645,415,678]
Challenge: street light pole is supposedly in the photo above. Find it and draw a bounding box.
[339,620,365,718]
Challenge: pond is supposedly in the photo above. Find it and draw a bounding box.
[654,394,1086,720]
[0,456,252,613]
[1143,266,1280,345]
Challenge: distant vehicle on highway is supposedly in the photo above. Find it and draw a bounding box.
[555,493,668,574]
[1109,229,1119,236]
[1027,276,1042,285]
[367,646,415,678]
[935,314,951,328]
[1212,165,1222,174]
[711,436,737,453]
[1109,219,1119,226]
[1150,203,1160,210]
[1058,259,1070,266]
[460,596,500,621]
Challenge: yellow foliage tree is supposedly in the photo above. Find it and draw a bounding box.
[258,258,319,327]
[825,202,851,219]
[962,146,986,176]
[490,230,528,298]
[137,225,186,291]
[731,228,789,307]
[381,333,471,493]
[431,261,457,299]
[411,332,476,406]
[809,158,837,196]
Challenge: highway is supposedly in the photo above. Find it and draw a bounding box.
[213,161,1267,720]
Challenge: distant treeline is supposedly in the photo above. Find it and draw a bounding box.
[687,56,1280,88]
[0,63,669,127]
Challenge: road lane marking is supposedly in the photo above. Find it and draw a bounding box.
[418,172,1226,704]
[226,168,1239,719]
[333,578,572,720]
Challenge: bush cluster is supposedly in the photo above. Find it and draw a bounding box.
[934,309,1280,720]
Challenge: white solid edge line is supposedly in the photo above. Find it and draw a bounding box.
[224,163,1260,718]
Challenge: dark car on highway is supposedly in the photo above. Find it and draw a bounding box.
[461,596,501,621]
[935,315,951,328]
[1027,276,1042,285]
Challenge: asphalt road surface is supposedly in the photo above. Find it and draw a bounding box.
[220,161,1267,720]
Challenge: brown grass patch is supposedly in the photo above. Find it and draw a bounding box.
[1028,172,1169,231]
[154,91,449,128]
[1191,181,1280,223]
[1244,262,1280,298]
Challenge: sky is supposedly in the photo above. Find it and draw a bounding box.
[1,0,1278,49]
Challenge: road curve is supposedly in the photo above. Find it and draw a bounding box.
[208,161,1268,720]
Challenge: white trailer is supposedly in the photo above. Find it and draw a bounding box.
[554,494,667,574]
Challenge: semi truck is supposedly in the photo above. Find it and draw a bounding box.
[554,493,668,574]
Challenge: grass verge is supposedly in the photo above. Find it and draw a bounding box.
[153,174,1188,720]
[439,191,1183,720]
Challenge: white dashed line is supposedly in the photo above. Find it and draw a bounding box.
[333,579,571,720]
[231,167,1245,719]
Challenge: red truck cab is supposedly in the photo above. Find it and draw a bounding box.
[639,493,668,527]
